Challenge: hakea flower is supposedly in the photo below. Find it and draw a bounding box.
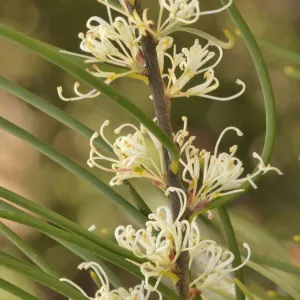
[58,0,237,102]
[162,39,246,100]
[189,242,251,294]
[115,187,201,288]
[155,0,233,37]
[100,0,233,40]
[180,125,283,211]
[57,0,147,102]
[156,36,174,74]
[87,118,196,189]
[87,120,166,188]
[115,186,251,294]
[97,0,155,37]
[60,261,161,299]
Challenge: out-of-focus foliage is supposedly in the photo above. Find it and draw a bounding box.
[1,0,300,298]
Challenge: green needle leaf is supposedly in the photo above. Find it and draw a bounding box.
[123,181,152,216]
[0,77,151,215]
[218,207,245,300]
[0,197,124,289]
[258,39,300,65]
[0,199,28,215]
[0,252,88,300]
[243,251,300,277]
[0,278,39,300]
[58,240,124,289]
[0,186,135,260]
[171,27,235,49]
[0,76,111,153]
[0,211,179,299]
[0,210,144,271]
[247,260,300,299]
[0,116,147,226]
[0,222,61,278]
[0,195,178,295]
[0,24,179,161]
[209,1,277,209]
[234,278,255,300]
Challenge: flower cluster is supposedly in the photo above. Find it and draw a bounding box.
[179,123,283,215]
[161,1,234,42]
[88,116,282,216]
[161,39,246,100]
[60,188,251,298]
[115,187,251,295]
[83,117,281,297]
[56,1,283,299]
[189,242,251,291]
[115,188,195,285]
[87,119,166,189]
[60,261,162,299]
[58,0,241,102]
[58,0,147,101]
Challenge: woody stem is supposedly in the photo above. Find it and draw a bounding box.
[127,1,190,299]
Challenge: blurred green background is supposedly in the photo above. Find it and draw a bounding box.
[1,0,300,299]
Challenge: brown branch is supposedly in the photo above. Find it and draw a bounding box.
[127,1,190,298]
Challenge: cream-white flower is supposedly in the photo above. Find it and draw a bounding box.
[163,39,246,100]
[60,261,161,300]
[173,116,196,151]
[156,0,200,37]
[77,17,142,70]
[98,0,155,37]
[115,187,200,288]
[156,36,174,74]
[88,224,96,232]
[180,126,283,211]
[190,242,251,293]
[57,0,146,102]
[115,185,252,294]
[98,0,233,40]
[87,120,166,189]
[58,0,237,102]
[155,0,233,37]
[87,118,197,190]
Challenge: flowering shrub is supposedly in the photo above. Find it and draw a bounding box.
[1,0,292,300]
[55,0,282,299]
